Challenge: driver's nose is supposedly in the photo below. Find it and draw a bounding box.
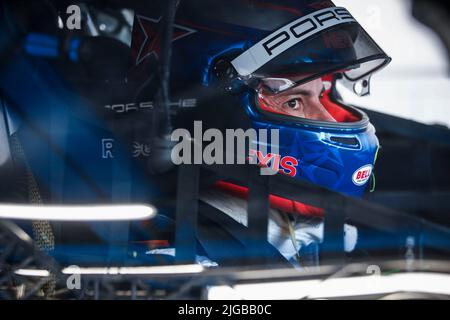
[306,98,337,122]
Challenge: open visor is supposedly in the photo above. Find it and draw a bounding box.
[231,7,391,94]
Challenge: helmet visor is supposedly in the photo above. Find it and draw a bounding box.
[231,7,391,94]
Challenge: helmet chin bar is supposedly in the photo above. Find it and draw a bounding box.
[338,73,372,97]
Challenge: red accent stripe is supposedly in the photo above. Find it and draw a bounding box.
[215,181,324,218]
[133,240,170,249]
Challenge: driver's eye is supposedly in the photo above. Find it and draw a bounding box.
[284,99,300,110]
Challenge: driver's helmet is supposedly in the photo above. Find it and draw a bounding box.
[130,0,391,198]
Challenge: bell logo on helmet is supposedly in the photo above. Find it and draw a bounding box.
[352,165,373,186]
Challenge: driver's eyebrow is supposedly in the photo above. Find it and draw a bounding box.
[287,86,325,97]
[287,87,313,96]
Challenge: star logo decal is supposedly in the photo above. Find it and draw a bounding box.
[132,15,197,66]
